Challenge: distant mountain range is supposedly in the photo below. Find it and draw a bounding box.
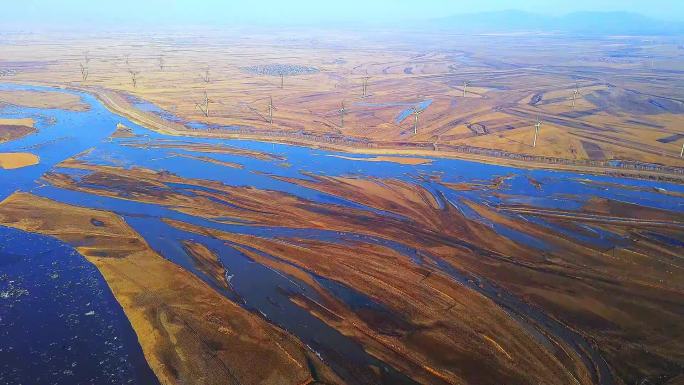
[429,11,684,35]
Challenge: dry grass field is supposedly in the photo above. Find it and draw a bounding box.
[1,26,684,385]
[1,28,683,173]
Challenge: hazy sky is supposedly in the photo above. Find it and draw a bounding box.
[3,0,683,26]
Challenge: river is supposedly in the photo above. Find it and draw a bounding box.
[1,83,683,385]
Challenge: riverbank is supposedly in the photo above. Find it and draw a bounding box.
[0,118,35,144]
[85,85,684,184]
[0,89,90,111]
[2,81,682,385]
[9,81,684,184]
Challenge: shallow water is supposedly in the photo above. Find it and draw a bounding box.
[2,83,684,384]
[394,99,433,123]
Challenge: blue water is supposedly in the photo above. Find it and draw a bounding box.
[0,226,159,385]
[395,99,433,124]
[0,84,119,199]
[2,83,684,385]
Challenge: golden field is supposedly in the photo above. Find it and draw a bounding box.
[1,27,683,385]
[0,28,682,174]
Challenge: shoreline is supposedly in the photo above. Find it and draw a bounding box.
[7,80,684,184]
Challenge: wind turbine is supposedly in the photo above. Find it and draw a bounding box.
[412,106,423,135]
[462,81,469,97]
[339,101,347,128]
[572,83,580,109]
[533,118,542,148]
[128,70,140,88]
[79,62,89,82]
[680,141,684,158]
[268,96,276,124]
[362,75,371,97]
[196,91,211,117]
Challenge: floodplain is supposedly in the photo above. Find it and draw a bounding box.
[0,25,683,385]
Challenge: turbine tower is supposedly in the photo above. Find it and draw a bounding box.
[572,83,580,109]
[533,118,542,148]
[339,101,347,128]
[412,107,423,135]
[79,51,90,82]
[463,81,469,97]
[268,96,276,124]
[362,75,371,97]
[128,70,139,88]
[680,141,684,158]
[79,62,89,82]
[196,91,211,117]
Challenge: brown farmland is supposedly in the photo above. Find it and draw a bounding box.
[0,29,682,178]
[1,24,683,385]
